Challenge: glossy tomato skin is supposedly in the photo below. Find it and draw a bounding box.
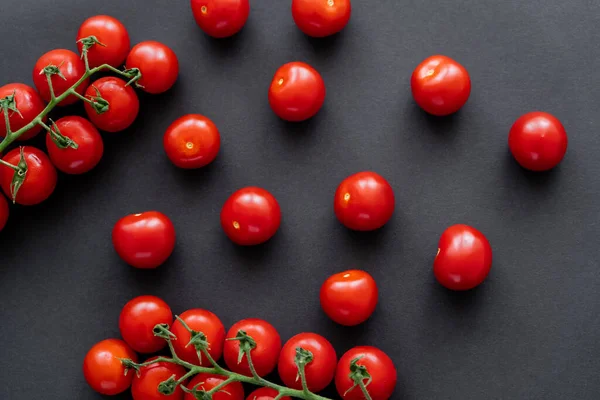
[220,187,281,246]
[0,195,8,231]
[508,112,568,171]
[126,41,179,94]
[434,224,493,291]
[335,346,397,400]
[0,147,57,205]
[84,77,139,132]
[278,333,337,392]
[0,83,46,140]
[190,0,250,38]
[320,270,378,326]
[269,62,326,122]
[247,387,291,400]
[119,295,173,353]
[223,319,282,377]
[292,0,352,37]
[45,116,104,174]
[334,172,395,231]
[83,338,138,395]
[185,373,245,400]
[411,55,471,116]
[171,309,226,366]
[77,15,131,68]
[32,49,88,106]
[163,114,221,169]
[112,211,176,269]
[132,357,187,400]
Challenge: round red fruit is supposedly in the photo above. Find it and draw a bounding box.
[84,76,139,132]
[320,270,378,326]
[119,295,173,353]
[132,357,187,400]
[190,0,250,38]
[83,338,138,396]
[0,83,46,140]
[185,373,245,400]
[126,41,179,94]
[292,0,352,37]
[32,49,88,106]
[171,309,226,366]
[163,114,221,169]
[77,15,131,68]
[0,195,8,231]
[247,388,291,400]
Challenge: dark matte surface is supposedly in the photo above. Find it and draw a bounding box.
[1,1,599,399]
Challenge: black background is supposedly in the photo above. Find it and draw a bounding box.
[1,1,599,399]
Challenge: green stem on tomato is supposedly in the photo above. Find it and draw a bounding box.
[0,158,19,171]
[45,74,57,101]
[3,107,11,137]
[357,380,373,400]
[70,90,93,105]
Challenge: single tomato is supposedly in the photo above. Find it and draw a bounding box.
[434,224,493,291]
[126,41,179,94]
[509,111,568,171]
[84,77,139,132]
[163,114,220,169]
[334,171,395,231]
[0,83,46,140]
[45,116,103,174]
[0,146,57,205]
[83,338,138,396]
[119,295,173,353]
[185,373,245,400]
[246,388,291,400]
[223,318,281,377]
[411,55,471,116]
[0,194,8,231]
[320,270,378,326]
[171,309,226,366]
[269,62,326,122]
[32,49,88,106]
[220,187,281,246]
[131,357,187,400]
[190,0,250,38]
[112,211,176,269]
[77,15,131,68]
[292,0,352,37]
[278,332,337,393]
[335,346,397,400]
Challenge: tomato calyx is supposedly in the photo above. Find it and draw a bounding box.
[46,119,79,149]
[0,91,24,122]
[226,329,257,364]
[86,86,110,114]
[157,373,180,395]
[121,67,144,88]
[175,315,213,365]
[153,322,177,341]
[345,357,373,400]
[294,347,315,392]
[181,383,211,400]
[0,147,28,203]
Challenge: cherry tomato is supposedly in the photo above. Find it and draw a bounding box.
[320,270,378,326]
[411,55,471,116]
[508,111,568,171]
[0,146,57,205]
[45,116,103,174]
[292,0,352,37]
[132,357,187,400]
[185,373,245,400]
[126,41,179,94]
[0,83,46,140]
[220,187,281,246]
[77,15,131,68]
[223,318,281,377]
[171,309,226,366]
[32,49,88,106]
[278,333,337,393]
[119,295,173,353]
[269,62,326,122]
[0,195,8,231]
[334,171,395,231]
[434,224,493,291]
[84,77,139,132]
[190,0,250,38]
[335,346,397,400]
[247,387,291,400]
[83,338,138,396]
[163,114,221,169]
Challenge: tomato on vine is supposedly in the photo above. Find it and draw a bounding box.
[247,387,291,400]
[292,0,352,37]
[320,270,378,326]
[132,357,188,400]
[0,83,46,140]
[0,195,8,231]
[171,309,226,366]
[163,114,221,169]
[32,49,88,106]
[83,338,138,395]
[119,295,173,353]
[191,0,250,38]
[84,77,139,132]
[185,373,245,400]
[126,41,179,94]
[77,15,131,68]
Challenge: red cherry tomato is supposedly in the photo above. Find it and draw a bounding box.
[185,373,245,400]
[508,111,568,171]
[0,83,46,140]
[77,15,131,68]
[45,116,103,175]
[126,41,179,94]
[269,62,326,122]
[278,333,337,393]
[434,224,493,291]
[246,387,291,400]
[163,114,221,169]
[411,55,471,116]
[292,0,352,37]
[190,0,250,38]
[223,318,282,377]
[334,171,395,231]
[171,309,226,366]
[112,211,176,269]
[32,49,88,106]
[0,146,57,205]
[0,195,8,231]
[335,346,397,400]
[83,338,138,396]
[119,295,173,353]
[84,77,139,132]
[220,187,281,246]
[132,357,187,400]
[320,270,378,326]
